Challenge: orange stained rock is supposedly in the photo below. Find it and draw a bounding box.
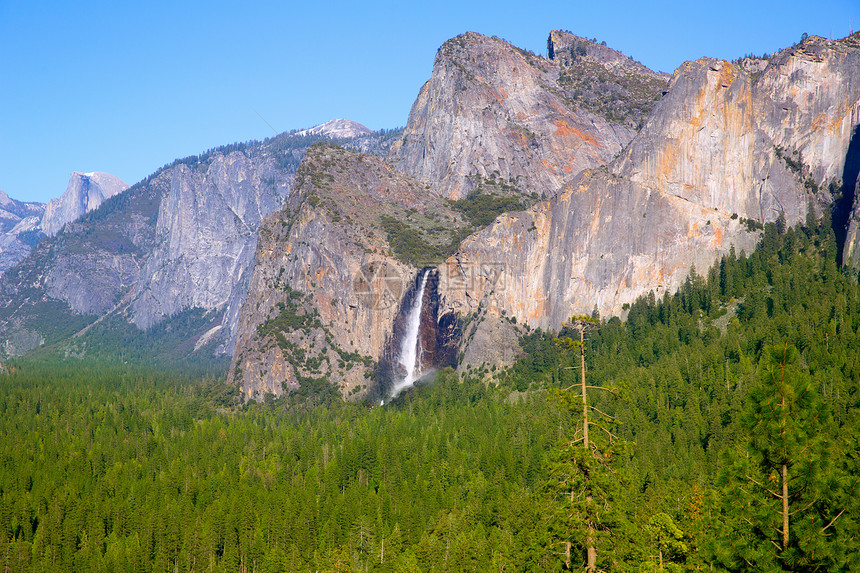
[528,291,547,320]
[686,221,701,239]
[719,62,736,89]
[713,225,723,248]
[656,143,679,181]
[509,130,529,147]
[828,106,851,131]
[541,158,557,170]
[689,87,708,128]
[812,113,827,131]
[553,119,602,148]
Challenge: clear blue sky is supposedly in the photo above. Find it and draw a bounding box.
[1,0,857,203]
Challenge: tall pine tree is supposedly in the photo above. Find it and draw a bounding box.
[710,344,859,571]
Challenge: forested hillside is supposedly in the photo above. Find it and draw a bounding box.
[1,217,858,571]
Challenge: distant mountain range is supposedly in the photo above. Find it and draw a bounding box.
[1,29,859,405]
[0,171,128,273]
[0,122,400,364]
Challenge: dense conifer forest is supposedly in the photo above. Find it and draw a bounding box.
[1,217,859,572]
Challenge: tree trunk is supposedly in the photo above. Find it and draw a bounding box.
[587,541,597,572]
[580,328,597,573]
[564,482,574,568]
[782,462,789,551]
[581,329,588,450]
[780,383,789,552]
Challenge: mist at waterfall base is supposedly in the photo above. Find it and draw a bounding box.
[377,267,459,405]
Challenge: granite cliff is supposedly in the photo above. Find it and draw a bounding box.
[231,144,468,400]
[41,171,129,237]
[389,31,667,200]
[0,191,45,273]
[438,34,860,366]
[4,29,860,400]
[228,31,860,397]
[0,124,397,361]
[0,172,127,275]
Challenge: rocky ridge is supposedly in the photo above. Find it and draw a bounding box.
[231,144,471,400]
[298,119,374,139]
[0,126,398,361]
[0,172,129,275]
[0,191,45,273]
[228,31,860,397]
[389,32,664,200]
[437,34,860,364]
[4,29,859,401]
[547,30,670,129]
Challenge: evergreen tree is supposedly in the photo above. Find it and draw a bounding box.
[709,344,859,571]
[547,316,633,571]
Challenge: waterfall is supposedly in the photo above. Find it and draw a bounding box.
[390,269,430,398]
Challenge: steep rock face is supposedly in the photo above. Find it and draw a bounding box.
[415,269,459,373]
[0,151,287,357]
[0,190,45,273]
[0,172,127,274]
[441,172,755,330]
[0,191,46,228]
[231,145,470,400]
[131,151,287,336]
[440,35,860,351]
[0,176,161,354]
[0,216,42,273]
[617,37,860,223]
[389,32,663,200]
[613,58,806,222]
[376,268,459,394]
[41,172,129,237]
[0,127,399,360]
[754,35,860,187]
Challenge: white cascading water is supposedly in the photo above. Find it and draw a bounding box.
[389,269,430,398]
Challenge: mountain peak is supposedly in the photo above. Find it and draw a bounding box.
[547,30,668,77]
[40,171,128,237]
[297,119,373,139]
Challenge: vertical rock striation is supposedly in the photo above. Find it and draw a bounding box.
[0,125,396,360]
[0,150,288,357]
[377,267,459,397]
[130,152,288,344]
